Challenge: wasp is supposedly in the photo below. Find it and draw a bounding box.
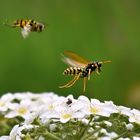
[5,19,45,38]
[59,51,111,92]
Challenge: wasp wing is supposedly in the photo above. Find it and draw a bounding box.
[61,51,89,68]
[21,24,31,38]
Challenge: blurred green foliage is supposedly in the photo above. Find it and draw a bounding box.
[0,0,140,108]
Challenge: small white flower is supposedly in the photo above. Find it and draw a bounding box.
[78,96,99,115]
[40,95,85,123]
[10,125,24,140]
[0,93,14,112]
[38,93,64,115]
[0,93,14,101]
[104,121,112,127]
[0,136,10,140]
[58,107,84,123]
[5,99,36,124]
[39,98,63,122]
[103,101,118,116]
[81,118,89,125]
[87,127,94,133]
[49,124,57,131]
[56,99,85,123]
[24,112,38,124]
[117,106,132,117]
[38,136,45,140]
[9,124,34,140]
[78,97,117,117]
[0,100,8,112]
[129,109,140,124]
[126,123,134,130]
[100,128,107,134]
[118,138,131,140]
[97,136,111,140]
[106,132,118,139]
[133,137,140,140]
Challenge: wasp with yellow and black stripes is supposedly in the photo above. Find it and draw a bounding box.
[59,51,111,92]
[5,19,45,38]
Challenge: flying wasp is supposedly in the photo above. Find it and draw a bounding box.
[59,51,111,92]
[4,19,46,38]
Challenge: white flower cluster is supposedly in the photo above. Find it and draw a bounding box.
[0,92,140,140]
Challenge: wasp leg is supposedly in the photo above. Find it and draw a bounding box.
[102,60,112,64]
[59,75,78,88]
[66,73,80,88]
[59,74,80,88]
[88,69,91,80]
[96,69,100,75]
[83,77,87,92]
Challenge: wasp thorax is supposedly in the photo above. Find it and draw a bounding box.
[86,62,96,71]
[85,62,102,73]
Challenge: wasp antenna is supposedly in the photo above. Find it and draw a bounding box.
[102,60,112,64]
[96,69,100,75]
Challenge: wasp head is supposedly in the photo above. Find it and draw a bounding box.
[86,62,102,72]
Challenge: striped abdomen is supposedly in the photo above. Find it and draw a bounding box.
[63,67,83,75]
[12,19,29,28]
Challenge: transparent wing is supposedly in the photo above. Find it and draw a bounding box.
[61,51,89,67]
[3,20,17,28]
[21,25,31,38]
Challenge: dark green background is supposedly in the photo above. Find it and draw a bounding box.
[0,0,140,108]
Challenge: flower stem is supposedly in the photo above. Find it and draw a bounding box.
[81,127,102,140]
[80,115,93,140]
[114,126,140,140]
[43,131,61,140]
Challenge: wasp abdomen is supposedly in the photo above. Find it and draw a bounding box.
[63,67,83,75]
[12,19,28,28]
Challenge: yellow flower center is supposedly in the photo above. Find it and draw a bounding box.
[62,113,72,119]
[0,101,5,107]
[90,106,99,114]
[48,105,54,110]
[17,107,28,115]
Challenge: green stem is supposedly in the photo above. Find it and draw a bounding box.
[80,115,94,140]
[81,127,102,140]
[40,131,62,140]
[113,131,128,140]
[114,126,140,140]
[43,131,62,140]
